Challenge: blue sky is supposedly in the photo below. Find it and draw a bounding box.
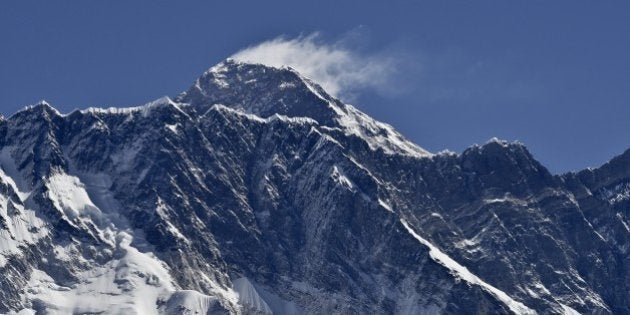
[1,1,629,173]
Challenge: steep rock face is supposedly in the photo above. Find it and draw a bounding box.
[177,60,340,125]
[0,60,627,314]
[562,150,630,314]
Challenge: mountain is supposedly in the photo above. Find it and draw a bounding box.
[0,59,627,314]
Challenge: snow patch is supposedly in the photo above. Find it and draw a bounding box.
[331,165,354,190]
[483,195,527,206]
[617,212,630,233]
[279,82,297,90]
[20,232,176,314]
[0,192,47,267]
[165,123,179,134]
[208,104,318,126]
[0,150,47,267]
[205,61,231,88]
[0,147,31,199]
[336,104,432,158]
[46,172,102,222]
[155,197,189,243]
[400,219,536,315]
[599,182,630,205]
[19,230,237,314]
[162,290,226,314]
[560,303,581,315]
[79,96,179,118]
[233,277,273,314]
[378,199,394,213]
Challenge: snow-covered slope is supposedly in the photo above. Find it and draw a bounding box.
[0,60,627,314]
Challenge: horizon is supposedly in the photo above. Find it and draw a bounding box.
[2,1,629,173]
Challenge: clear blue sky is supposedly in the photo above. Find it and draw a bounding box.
[1,1,629,173]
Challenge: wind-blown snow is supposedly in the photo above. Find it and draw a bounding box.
[229,34,397,100]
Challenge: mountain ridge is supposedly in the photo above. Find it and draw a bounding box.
[0,60,627,314]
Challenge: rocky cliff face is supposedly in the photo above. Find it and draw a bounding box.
[0,60,627,314]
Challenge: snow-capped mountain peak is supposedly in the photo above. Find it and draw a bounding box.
[0,59,627,314]
[178,59,432,158]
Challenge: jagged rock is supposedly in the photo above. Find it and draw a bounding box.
[0,60,627,314]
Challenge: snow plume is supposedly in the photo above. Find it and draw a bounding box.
[230,33,398,100]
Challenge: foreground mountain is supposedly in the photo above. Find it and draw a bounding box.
[0,60,627,314]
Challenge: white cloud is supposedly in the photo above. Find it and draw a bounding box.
[230,33,398,101]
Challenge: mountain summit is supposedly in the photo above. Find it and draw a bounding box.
[178,59,432,158]
[0,60,627,314]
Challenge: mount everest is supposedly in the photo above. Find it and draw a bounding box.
[0,59,628,314]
